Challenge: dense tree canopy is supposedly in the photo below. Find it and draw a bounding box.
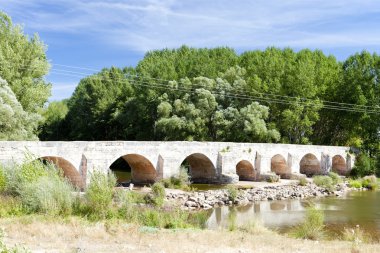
[0,12,50,113]
[0,77,40,140]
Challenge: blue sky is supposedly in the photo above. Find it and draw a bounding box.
[2,0,380,101]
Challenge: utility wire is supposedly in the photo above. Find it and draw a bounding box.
[49,69,380,114]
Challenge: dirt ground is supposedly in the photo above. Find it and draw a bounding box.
[1,216,380,253]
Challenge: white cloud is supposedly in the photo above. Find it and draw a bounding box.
[3,0,380,51]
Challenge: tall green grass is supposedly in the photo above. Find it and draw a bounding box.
[291,205,325,240]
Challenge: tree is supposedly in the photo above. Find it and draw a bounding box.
[0,77,40,140]
[0,11,51,113]
[38,100,69,140]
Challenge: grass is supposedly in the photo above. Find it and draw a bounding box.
[348,175,379,190]
[298,177,308,186]
[342,225,371,243]
[291,205,325,240]
[226,185,238,202]
[348,179,362,189]
[160,166,192,191]
[313,175,334,192]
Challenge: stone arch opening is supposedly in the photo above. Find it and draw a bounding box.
[236,160,256,181]
[332,155,347,175]
[271,154,290,179]
[300,153,321,177]
[39,156,84,189]
[180,153,217,183]
[109,154,156,184]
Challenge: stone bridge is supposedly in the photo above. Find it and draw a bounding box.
[0,141,353,188]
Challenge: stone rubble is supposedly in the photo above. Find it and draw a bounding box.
[165,182,350,210]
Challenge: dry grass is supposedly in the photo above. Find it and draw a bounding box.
[0,217,379,253]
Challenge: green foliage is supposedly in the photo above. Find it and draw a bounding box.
[351,153,375,178]
[85,171,116,217]
[0,78,41,140]
[348,179,363,189]
[313,176,334,192]
[298,177,308,186]
[328,172,343,185]
[0,165,5,192]
[291,205,325,240]
[0,196,23,217]
[144,182,166,207]
[39,100,69,140]
[266,174,280,183]
[226,185,238,201]
[19,173,74,216]
[361,175,378,190]
[161,166,191,190]
[0,11,51,114]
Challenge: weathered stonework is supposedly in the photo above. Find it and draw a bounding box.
[0,141,353,186]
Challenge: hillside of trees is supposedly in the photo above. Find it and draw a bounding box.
[0,11,379,174]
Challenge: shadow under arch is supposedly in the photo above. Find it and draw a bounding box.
[180,153,217,183]
[332,155,347,175]
[271,154,290,179]
[236,160,256,181]
[109,154,156,184]
[39,156,84,189]
[300,153,321,177]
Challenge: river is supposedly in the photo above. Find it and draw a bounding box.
[206,190,380,239]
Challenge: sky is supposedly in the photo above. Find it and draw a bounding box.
[2,0,380,101]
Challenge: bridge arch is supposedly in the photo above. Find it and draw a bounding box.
[236,160,256,181]
[109,154,157,184]
[332,155,347,175]
[271,154,290,178]
[38,156,84,189]
[300,153,321,177]
[180,153,217,183]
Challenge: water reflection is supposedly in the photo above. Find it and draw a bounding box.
[206,190,380,239]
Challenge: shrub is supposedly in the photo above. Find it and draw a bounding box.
[291,205,325,240]
[266,174,280,183]
[328,172,342,185]
[348,179,362,189]
[351,153,375,178]
[86,171,116,217]
[298,177,308,186]
[226,185,238,202]
[0,165,6,192]
[362,175,378,190]
[145,182,166,207]
[161,166,191,191]
[19,173,74,216]
[0,195,23,217]
[313,175,334,191]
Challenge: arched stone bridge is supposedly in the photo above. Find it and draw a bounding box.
[0,141,353,188]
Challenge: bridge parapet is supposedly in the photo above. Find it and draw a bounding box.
[0,141,353,186]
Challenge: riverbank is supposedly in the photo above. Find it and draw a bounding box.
[165,180,349,210]
[1,216,379,253]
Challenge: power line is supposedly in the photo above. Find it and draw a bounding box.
[49,69,380,114]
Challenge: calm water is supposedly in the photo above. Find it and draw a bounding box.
[206,190,380,239]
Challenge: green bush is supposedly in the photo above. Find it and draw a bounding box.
[298,177,308,186]
[328,172,342,185]
[145,182,166,207]
[0,165,6,192]
[351,153,375,178]
[362,175,378,190]
[226,185,238,202]
[19,173,74,216]
[161,166,191,191]
[313,175,334,192]
[86,171,116,217]
[348,179,362,189]
[291,205,325,240]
